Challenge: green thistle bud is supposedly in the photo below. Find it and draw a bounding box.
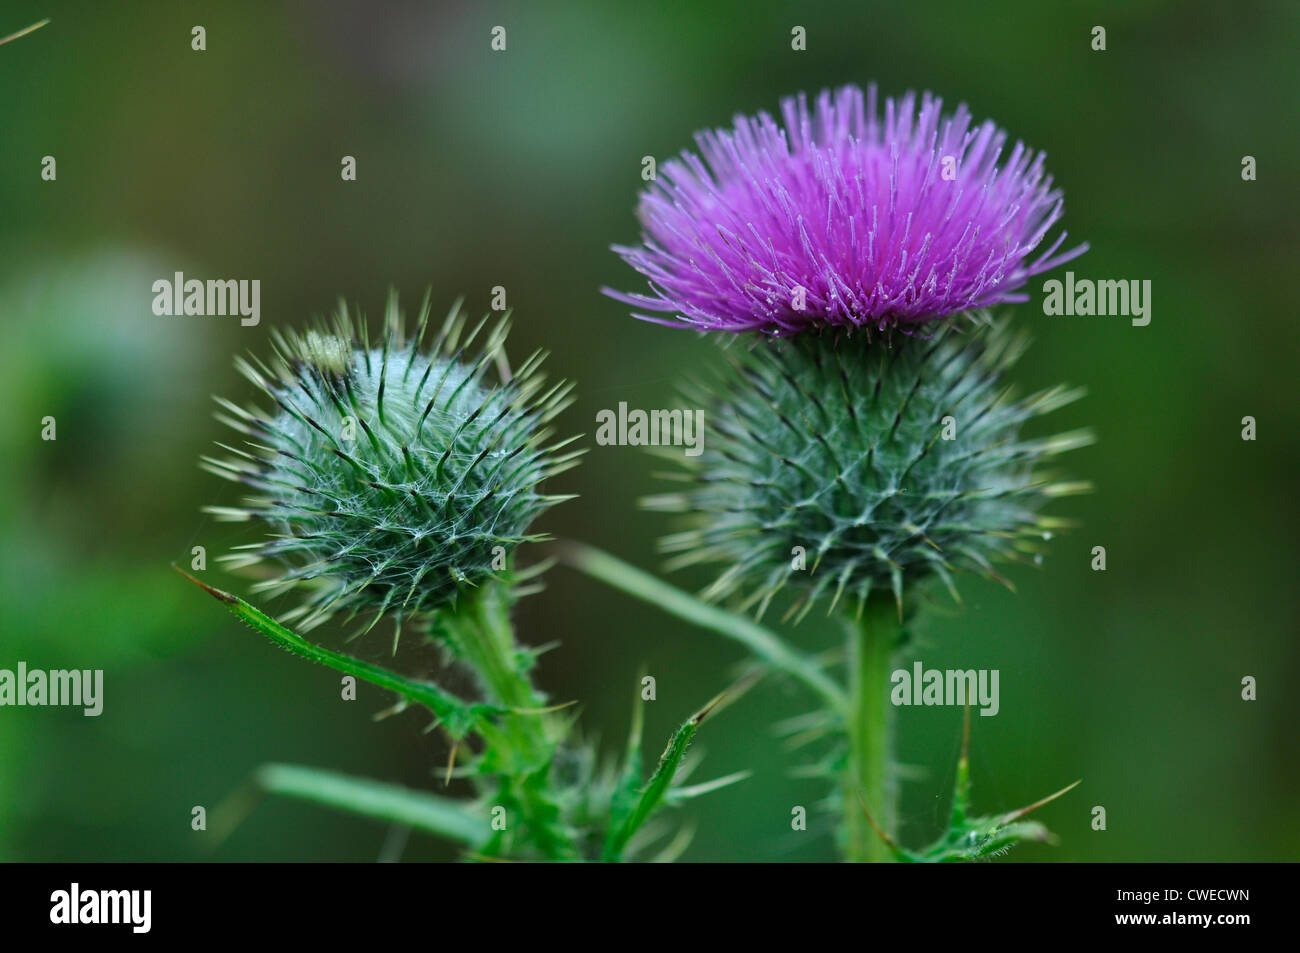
[648,318,1093,621]
[203,294,579,632]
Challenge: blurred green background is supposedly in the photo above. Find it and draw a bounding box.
[1,0,1295,862]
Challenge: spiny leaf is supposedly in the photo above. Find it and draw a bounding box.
[254,762,489,847]
[908,777,1081,862]
[605,676,648,841]
[175,565,497,739]
[600,674,756,862]
[861,709,1080,862]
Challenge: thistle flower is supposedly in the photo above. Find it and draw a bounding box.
[190,298,749,863]
[607,84,1085,336]
[648,321,1093,620]
[203,294,579,633]
[596,82,1090,864]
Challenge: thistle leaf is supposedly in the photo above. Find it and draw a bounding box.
[860,709,1080,862]
[600,676,755,862]
[604,681,647,842]
[175,566,497,739]
[254,762,489,848]
[558,541,845,715]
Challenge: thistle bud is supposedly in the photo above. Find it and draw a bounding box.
[203,295,579,631]
[649,319,1092,620]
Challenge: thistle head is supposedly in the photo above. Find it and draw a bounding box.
[648,319,1092,620]
[607,83,1085,336]
[204,294,579,631]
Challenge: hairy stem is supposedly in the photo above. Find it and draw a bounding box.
[434,580,577,861]
[843,596,901,862]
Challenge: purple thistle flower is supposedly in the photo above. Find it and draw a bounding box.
[606,84,1086,336]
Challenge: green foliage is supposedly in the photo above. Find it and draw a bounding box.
[181,567,744,861]
[648,316,1092,621]
[559,541,844,714]
[252,763,490,848]
[175,567,498,740]
[601,678,753,861]
[189,298,1087,863]
[428,578,577,860]
[861,711,1080,862]
[190,301,754,861]
[579,317,1093,863]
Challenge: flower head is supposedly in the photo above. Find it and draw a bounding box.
[203,295,579,632]
[608,84,1085,336]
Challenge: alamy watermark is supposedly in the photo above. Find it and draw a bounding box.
[1042,271,1150,326]
[50,883,150,933]
[0,662,103,716]
[891,662,999,716]
[596,402,704,456]
[152,272,260,326]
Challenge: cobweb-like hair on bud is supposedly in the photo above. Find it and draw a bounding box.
[203,293,580,634]
[646,318,1093,622]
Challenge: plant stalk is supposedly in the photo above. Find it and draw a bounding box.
[843,596,901,862]
[557,541,845,714]
[436,580,577,861]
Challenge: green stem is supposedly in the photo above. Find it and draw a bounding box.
[435,581,577,861]
[843,596,901,862]
[558,541,845,716]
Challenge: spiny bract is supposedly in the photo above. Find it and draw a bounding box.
[647,317,1092,620]
[204,295,579,631]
